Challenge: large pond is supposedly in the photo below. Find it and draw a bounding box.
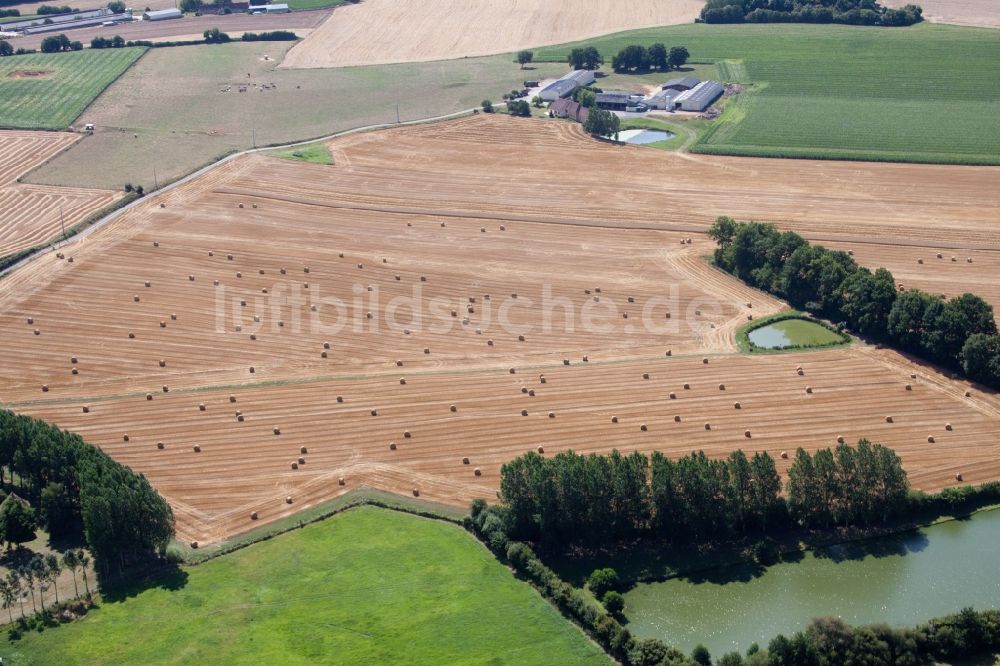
[747,318,843,349]
[624,509,1000,656]
[618,129,676,145]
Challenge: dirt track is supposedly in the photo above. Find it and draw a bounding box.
[2,115,998,545]
[0,131,120,258]
[281,0,704,69]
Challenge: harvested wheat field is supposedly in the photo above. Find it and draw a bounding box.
[1,114,998,544]
[883,0,1000,28]
[0,131,121,258]
[281,0,705,69]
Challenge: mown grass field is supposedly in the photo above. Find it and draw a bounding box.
[0,48,146,130]
[5,507,610,665]
[536,23,1000,164]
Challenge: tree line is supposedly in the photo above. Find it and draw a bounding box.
[40,33,83,53]
[611,44,689,74]
[709,218,1000,388]
[700,0,923,26]
[0,410,174,574]
[0,548,91,624]
[568,46,603,70]
[498,439,908,550]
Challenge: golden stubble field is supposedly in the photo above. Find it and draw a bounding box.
[281,0,705,69]
[2,115,998,545]
[0,131,120,258]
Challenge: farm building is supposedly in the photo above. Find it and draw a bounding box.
[144,8,182,20]
[674,80,725,112]
[645,88,682,110]
[549,98,590,123]
[662,77,700,91]
[595,92,631,111]
[538,70,596,102]
[249,3,290,12]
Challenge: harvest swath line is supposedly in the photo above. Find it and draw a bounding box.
[1,115,998,545]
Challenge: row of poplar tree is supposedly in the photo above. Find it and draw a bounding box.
[499,440,909,548]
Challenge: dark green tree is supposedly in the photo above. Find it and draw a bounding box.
[0,501,37,549]
[516,50,533,69]
[667,46,690,70]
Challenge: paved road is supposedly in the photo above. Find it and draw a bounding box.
[11,9,331,50]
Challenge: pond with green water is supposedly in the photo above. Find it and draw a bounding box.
[747,318,844,349]
[624,509,1000,656]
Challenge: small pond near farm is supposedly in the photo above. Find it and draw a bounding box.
[618,129,675,145]
[624,509,1000,656]
[748,318,843,349]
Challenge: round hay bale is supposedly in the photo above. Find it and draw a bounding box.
[500,225,506,231]
[719,383,726,391]
[27,317,34,325]
[521,409,528,416]
[422,348,431,355]
[481,227,486,233]
[611,416,619,423]
[239,203,244,209]
[280,268,286,275]
[539,375,546,384]
[71,355,78,364]
[412,488,420,497]
[918,258,923,264]
[967,257,973,263]
[511,293,517,299]
[298,457,305,465]
[702,357,709,364]
[237,415,244,422]
[462,457,470,464]
[171,313,178,321]
[927,435,935,443]
[157,441,165,450]
[910,373,917,379]
[229,395,237,403]
[640,424,648,431]
[304,283,310,290]
[191,541,199,549]
[955,473,963,481]
[259,269,265,275]
[261,288,268,294]
[548,411,555,418]
[518,334,525,342]
[236,272,242,278]
[674,415,681,422]
[357,263,364,269]
[806,386,813,394]
[134,295,140,302]
[886,415,894,423]
[665,313,671,319]
[622,312,628,319]
[144,280,151,288]
[474,468,482,476]
[695,310,701,316]
[797,369,804,376]
[563,359,570,365]
[537,445,545,454]
[371,408,378,416]
[404,328,411,335]
[965,390,972,397]
[72,367,79,375]
[665,350,672,356]
[837,436,845,444]
[273,427,281,435]
[905,384,913,391]
[683,383,691,390]
[193,444,201,453]
[339,477,346,486]
[582,355,589,362]
[734,401,741,409]
[669,392,677,399]
[124,434,130,442]
[251,511,258,520]
[951,256,957,262]
[249,366,255,374]
[420,276,427,282]
[159,359,166,367]
[528,389,536,397]
[403,430,412,439]
[389,441,397,450]
[304,267,310,273]
[214,280,220,286]
[199,403,206,411]
[146,393,153,400]
[286,496,293,504]
[162,385,169,393]
[628,296,635,303]
[643,373,650,380]
[337,396,344,403]
[945,423,953,431]
[235,324,243,332]
[82,405,89,413]
[745,430,752,438]
[509,368,516,374]
[781,451,789,459]
[160,321,167,328]
[209,251,214,257]
[67,257,74,263]
[450,404,457,412]
[250,334,257,341]
[704,423,711,430]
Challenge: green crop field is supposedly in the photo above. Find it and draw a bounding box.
[0,47,146,130]
[285,0,345,9]
[536,23,1000,165]
[4,507,610,665]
